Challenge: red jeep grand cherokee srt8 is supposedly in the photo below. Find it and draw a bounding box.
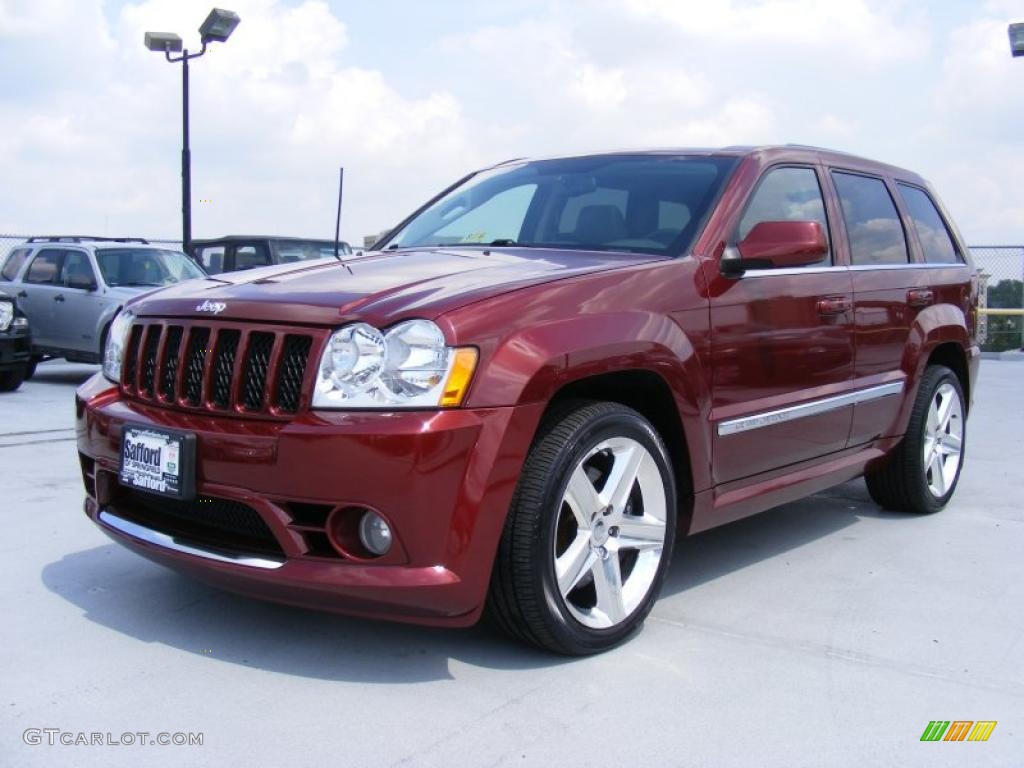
[76,146,980,654]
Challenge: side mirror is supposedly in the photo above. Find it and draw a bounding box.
[723,220,828,275]
[67,273,98,291]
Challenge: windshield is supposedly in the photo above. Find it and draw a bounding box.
[95,248,206,287]
[383,154,738,256]
[270,240,351,264]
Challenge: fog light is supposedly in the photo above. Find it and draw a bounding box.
[358,511,392,556]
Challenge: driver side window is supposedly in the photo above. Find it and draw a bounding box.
[737,166,831,266]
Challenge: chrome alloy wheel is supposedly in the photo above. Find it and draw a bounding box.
[553,437,668,629]
[923,382,964,498]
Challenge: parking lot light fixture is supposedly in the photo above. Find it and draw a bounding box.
[1010,23,1024,57]
[143,8,240,256]
[144,32,183,53]
[199,8,241,44]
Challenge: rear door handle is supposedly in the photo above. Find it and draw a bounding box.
[907,288,934,307]
[817,296,852,315]
[17,290,27,298]
[54,294,65,303]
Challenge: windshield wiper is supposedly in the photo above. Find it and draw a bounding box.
[116,281,165,287]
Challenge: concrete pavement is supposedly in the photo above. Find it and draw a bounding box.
[1,360,1020,767]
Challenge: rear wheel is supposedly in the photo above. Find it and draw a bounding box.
[487,401,676,655]
[865,365,966,513]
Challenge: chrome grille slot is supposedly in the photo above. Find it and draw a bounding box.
[242,331,274,411]
[183,327,211,406]
[159,326,184,400]
[275,335,312,414]
[210,329,241,409]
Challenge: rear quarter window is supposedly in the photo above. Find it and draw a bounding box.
[897,184,963,264]
[832,172,909,266]
[1,248,30,281]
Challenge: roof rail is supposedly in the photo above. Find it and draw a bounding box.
[26,235,150,244]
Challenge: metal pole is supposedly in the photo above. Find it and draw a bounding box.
[182,50,192,255]
[334,167,344,259]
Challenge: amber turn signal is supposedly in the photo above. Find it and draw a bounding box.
[440,348,478,407]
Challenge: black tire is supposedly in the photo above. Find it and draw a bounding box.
[0,368,26,392]
[865,365,966,514]
[24,358,38,380]
[487,401,677,655]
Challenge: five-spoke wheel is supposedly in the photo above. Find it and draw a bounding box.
[866,365,967,513]
[488,401,677,655]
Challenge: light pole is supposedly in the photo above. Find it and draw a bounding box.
[144,8,240,255]
[1009,23,1024,57]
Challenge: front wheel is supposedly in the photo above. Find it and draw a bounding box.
[487,401,677,655]
[865,365,966,514]
[0,368,26,392]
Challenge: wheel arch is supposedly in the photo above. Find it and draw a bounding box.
[462,310,712,495]
[896,303,972,433]
[541,368,695,528]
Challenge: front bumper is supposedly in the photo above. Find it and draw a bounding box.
[76,373,541,626]
[0,330,31,371]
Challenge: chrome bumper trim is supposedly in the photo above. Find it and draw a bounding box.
[98,510,286,570]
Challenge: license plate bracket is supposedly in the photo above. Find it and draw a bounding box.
[119,424,196,500]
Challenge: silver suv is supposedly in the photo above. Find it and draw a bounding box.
[0,237,205,365]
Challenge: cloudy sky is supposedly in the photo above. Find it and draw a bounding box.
[1,0,1021,245]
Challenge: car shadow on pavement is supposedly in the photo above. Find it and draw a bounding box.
[30,364,98,386]
[41,480,916,682]
[660,478,917,597]
[40,544,571,682]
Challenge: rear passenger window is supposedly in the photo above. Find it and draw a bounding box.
[832,172,908,266]
[1,248,30,281]
[897,184,962,264]
[234,244,271,270]
[196,246,225,274]
[24,250,64,284]
[737,166,831,266]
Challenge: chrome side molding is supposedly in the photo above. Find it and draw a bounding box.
[717,381,904,436]
[98,510,286,570]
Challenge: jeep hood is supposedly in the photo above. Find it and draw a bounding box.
[129,247,660,326]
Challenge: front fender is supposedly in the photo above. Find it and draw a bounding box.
[94,303,123,357]
[463,309,712,491]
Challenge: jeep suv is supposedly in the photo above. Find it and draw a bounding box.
[1,237,205,366]
[191,236,352,275]
[75,147,980,654]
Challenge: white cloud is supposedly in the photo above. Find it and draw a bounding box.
[620,0,929,64]
[0,0,1022,243]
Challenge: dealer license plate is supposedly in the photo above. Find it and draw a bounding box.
[120,425,196,499]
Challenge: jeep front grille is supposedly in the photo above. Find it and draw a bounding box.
[121,320,321,418]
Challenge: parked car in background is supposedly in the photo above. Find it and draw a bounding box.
[0,237,205,366]
[190,236,352,275]
[0,290,32,391]
[77,146,979,654]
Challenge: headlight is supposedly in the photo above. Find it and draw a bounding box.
[313,319,477,409]
[0,300,12,332]
[102,309,134,383]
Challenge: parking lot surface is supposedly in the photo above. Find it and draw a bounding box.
[1,361,1021,767]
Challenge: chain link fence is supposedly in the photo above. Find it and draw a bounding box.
[970,246,1024,353]
[2,233,1022,351]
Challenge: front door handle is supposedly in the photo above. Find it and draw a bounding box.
[17,290,27,298]
[907,288,934,307]
[817,296,852,315]
[54,294,65,303]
